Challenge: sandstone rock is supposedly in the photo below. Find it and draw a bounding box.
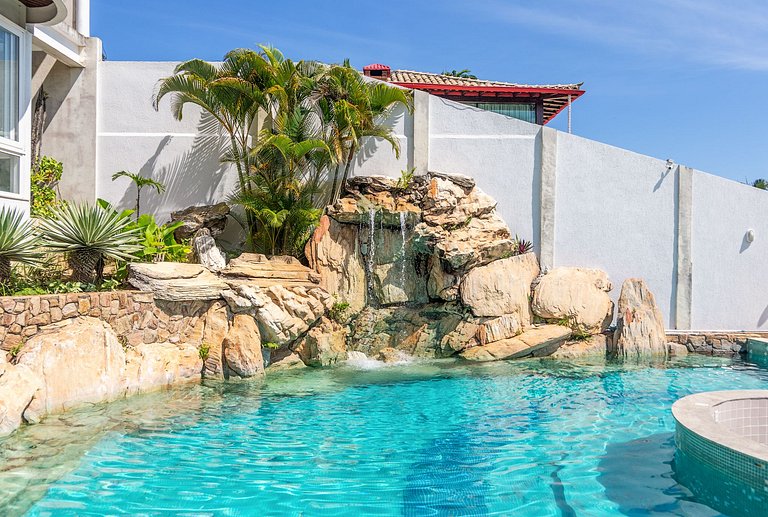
[124,342,202,395]
[192,228,227,271]
[17,318,127,421]
[460,253,540,320]
[477,313,523,345]
[128,262,228,301]
[0,363,41,436]
[460,324,571,362]
[222,253,319,288]
[427,253,459,301]
[440,320,480,353]
[549,334,611,359]
[201,302,230,378]
[377,347,411,364]
[237,284,331,346]
[531,267,614,333]
[169,202,230,240]
[613,279,668,358]
[293,317,347,367]
[266,351,307,371]
[222,314,264,378]
[369,227,427,305]
[668,342,688,356]
[422,176,496,227]
[305,215,367,314]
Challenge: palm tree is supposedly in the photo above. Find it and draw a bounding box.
[111,171,166,219]
[752,178,768,190]
[442,69,478,79]
[319,63,413,204]
[0,207,44,283]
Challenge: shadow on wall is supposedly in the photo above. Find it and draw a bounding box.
[354,107,410,172]
[115,113,231,222]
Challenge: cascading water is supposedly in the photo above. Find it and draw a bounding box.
[367,208,377,298]
[399,212,407,292]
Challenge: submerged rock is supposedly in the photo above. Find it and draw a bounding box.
[548,334,611,359]
[0,363,41,436]
[460,324,571,362]
[613,279,668,359]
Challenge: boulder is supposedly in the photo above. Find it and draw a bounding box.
[201,302,230,378]
[222,314,265,378]
[477,314,523,344]
[460,324,571,362]
[237,284,332,346]
[267,351,307,371]
[531,267,614,333]
[293,317,347,366]
[16,318,127,421]
[421,175,496,227]
[376,347,411,364]
[124,342,202,395]
[222,253,320,288]
[427,253,459,301]
[613,279,668,358]
[169,202,230,240]
[549,334,611,359]
[0,363,41,436]
[305,215,367,314]
[192,228,227,271]
[460,253,540,320]
[128,262,228,301]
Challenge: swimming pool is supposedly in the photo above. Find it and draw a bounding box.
[2,356,767,516]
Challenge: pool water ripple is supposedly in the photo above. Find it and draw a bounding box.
[1,357,766,515]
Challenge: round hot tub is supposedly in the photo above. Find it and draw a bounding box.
[673,390,768,515]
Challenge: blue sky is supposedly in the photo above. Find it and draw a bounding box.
[92,0,768,182]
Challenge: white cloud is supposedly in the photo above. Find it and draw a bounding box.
[466,0,768,71]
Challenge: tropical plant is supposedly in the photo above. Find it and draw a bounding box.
[38,203,141,283]
[111,171,166,219]
[396,167,415,191]
[442,69,478,79]
[319,63,414,204]
[752,178,768,190]
[0,207,45,283]
[132,213,190,263]
[31,156,66,218]
[512,235,533,255]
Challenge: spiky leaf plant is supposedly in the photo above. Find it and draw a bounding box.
[39,203,141,283]
[0,207,44,283]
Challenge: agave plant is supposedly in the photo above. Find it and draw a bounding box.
[39,203,141,282]
[0,207,44,283]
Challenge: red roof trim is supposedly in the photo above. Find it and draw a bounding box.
[392,83,585,96]
[363,63,391,71]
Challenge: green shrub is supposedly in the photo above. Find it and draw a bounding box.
[262,342,280,350]
[38,203,142,283]
[396,167,415,191]
[328,301,350,323]
[0,207,44,284]
[199,342,210,361]
[31,156,66,219]
[131,214,190,263]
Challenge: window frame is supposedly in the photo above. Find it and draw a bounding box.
[0,13,30,201]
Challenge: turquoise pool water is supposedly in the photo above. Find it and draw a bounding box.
[3,356,768,516]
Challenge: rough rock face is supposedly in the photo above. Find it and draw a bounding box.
[532,267,614,333]
[613,279,668,358]
[16,318,128,421]
[0,362,41,436]
[128,262,228,301]
[549,334,611,359]
[192,228,227,271]
[222,314,264,378]
[201,302,230,378]
[305,215,367,313]
[460,253,540,320]
[293,317,347,366]
[170,202,230,241]
[266,350,307,371]
[460,324,571,362]
[124,342,202,395]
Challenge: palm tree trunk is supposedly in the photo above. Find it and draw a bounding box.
[69,250,101,283]
[328,163,341,206]
[0,257,11,284]
[135,186,141,220]
[336,147,356,203]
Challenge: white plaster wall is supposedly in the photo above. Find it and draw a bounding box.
[428,96,541,249]
[691,172,768,329]
[96,61,235,223]
[553,132,678,325]
[348,103,412,179]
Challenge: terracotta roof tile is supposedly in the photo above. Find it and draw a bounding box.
[390,70,582,90]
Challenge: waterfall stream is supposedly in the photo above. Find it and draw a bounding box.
[399,212,407,292]
[367,209,377,297]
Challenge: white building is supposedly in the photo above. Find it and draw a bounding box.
[0,0,92,215]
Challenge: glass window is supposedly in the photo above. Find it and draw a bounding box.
[0,152,19,193]
[0,26,19,141]
[465,102,537,123]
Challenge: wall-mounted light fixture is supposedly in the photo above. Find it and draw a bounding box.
[746,229,756,243]
[666,159,675,172]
